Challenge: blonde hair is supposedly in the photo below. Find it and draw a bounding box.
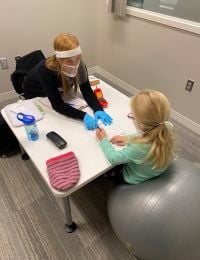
[130,89,175,169]
[46,33,79,96]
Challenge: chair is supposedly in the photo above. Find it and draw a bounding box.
[11,50,45,98]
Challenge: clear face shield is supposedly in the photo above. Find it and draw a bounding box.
[55,46,82,77]
[61,56,81,77]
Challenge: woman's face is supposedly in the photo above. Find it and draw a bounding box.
[59,54,81,77]
[60,54,81,66]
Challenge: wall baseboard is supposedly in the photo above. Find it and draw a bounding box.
[88,66,100,76]
[0,91,18,103]
[93,66,200,136]
[96,66,139,96]
[170,110,200,135]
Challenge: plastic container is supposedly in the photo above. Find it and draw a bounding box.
[17,113,39,141]
[94,87,108,108]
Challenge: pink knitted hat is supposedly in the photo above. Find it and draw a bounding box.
[46,151,80,191]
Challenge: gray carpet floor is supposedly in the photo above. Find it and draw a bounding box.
[0,84,200,260]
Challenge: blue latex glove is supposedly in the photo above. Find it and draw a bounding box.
[95,111,113,126]
[83,113,98,130]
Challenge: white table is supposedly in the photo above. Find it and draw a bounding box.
[1,79,136,232]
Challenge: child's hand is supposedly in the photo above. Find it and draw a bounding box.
[96,128,107,141]
[110,135,128,146]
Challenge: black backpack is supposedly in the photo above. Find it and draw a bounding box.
[0,114,20,157]
[10,50,45,95]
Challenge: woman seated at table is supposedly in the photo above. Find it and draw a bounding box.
[23,33,112,130]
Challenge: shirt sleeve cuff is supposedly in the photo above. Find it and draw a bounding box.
[100,138,112,149]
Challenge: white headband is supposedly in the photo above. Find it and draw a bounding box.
[55,46,81,58]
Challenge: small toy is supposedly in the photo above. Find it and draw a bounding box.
[94,86,108,108]
[89,76,100,86]
[90,78,100,86]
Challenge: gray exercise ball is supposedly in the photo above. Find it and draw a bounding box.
[108,158,200,260]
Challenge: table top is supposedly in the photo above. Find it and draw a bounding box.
[1,79,136,197]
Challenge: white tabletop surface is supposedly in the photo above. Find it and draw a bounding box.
[1,79,137,197]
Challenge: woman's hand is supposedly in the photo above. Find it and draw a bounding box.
[94,111,113,126]
[110,135,128,146]
[96,128,107,141]
[83,113,98,130]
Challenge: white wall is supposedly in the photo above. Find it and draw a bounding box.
[0,0,97,94]
[96,0,200,125]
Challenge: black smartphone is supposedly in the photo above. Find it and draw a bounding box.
[46,131,67,149]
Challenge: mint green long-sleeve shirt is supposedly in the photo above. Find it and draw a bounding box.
[100,138,167,184]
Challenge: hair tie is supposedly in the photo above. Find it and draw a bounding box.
[164,120,174,129]
[158,120,173,129]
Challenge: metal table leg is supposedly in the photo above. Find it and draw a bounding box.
[62,196,76,233]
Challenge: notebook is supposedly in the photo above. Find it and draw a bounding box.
[5,100,44,127]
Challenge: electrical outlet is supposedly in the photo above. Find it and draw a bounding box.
[185,79,194,92]
[0,58,9,69]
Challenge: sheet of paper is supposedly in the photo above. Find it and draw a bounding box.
[66,96,88,110]
[87,122,125,140]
